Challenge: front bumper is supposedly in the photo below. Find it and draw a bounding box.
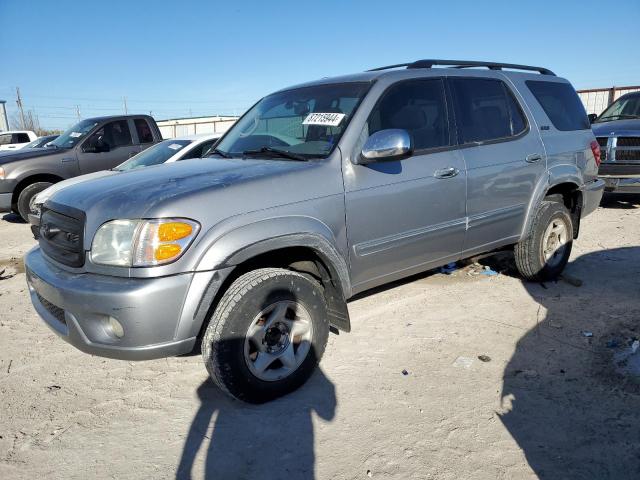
[24,247,222,360]
[581,178,605,217]
[599,176,640,194]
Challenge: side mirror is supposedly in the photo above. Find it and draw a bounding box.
[83,136,110,153]
[588,113,598,124]
[357,129,412,165]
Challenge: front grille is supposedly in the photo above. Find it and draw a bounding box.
[616,149,640,161]
[596,137,609,147]
[38,206,85,267]
[36,293,66,325]
[618,137,640,147]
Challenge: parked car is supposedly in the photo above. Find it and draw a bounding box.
[25,60,604,403]
[22,135,60,150]
[29,133,222,226]
[590,91,640,194]
[0,115,161,221]
[0,130,38,151]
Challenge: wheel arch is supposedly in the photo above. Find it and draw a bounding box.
[11,173,63,205]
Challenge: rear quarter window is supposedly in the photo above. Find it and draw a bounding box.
[526,80,590,131]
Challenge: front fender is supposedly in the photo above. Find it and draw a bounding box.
[195,215,352,299]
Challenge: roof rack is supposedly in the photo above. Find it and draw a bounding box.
[368,59,555,76]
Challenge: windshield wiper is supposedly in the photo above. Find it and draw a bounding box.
[242,147,307,161]
[597,114,640,122]
[208,148,232,158]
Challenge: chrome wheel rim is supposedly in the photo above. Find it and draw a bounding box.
[542,217,569,267]
[243,300,313,382]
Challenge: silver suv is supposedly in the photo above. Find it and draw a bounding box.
[25,60,604,403]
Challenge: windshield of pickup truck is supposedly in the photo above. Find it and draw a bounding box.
[48,119,99,149]
[596,94,640,122]
[214,82,370,159]
[115,139,192,171]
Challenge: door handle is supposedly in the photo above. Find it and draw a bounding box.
[526,153,542,163]
[61,157,75,163]
[434,167,460,179]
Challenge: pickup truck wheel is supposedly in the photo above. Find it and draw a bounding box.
[514,200,573,282]
[17,182,52,222]
[201,268,329,403]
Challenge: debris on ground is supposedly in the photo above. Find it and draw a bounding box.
[613,338,640,379]
[477,355,491,363]
[480,266,498,276]
[560,273,583,287]
[549,320,563,329]
[367,470,372,478]
[453,356,474,369]
[401,369,409,376]
[582,331,593,338]
[607,339,620,349]
[438,262,458,275]
[632,340,640,354]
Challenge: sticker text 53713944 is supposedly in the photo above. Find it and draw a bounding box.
[302,112,346,127]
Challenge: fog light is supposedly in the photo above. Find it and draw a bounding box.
[107,316,125,338]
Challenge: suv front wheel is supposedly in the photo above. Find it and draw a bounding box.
[514,200,573,282]
[201,268,329,403]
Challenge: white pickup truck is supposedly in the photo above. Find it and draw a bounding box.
[0,130,38,151]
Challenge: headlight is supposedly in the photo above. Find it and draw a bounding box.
[91,218,199,267]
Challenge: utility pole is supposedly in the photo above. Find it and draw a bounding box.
[16,87,26,129]
[123,96,128,114]
[75,105,81,120]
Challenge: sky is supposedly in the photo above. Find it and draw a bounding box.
[1,0,639,131]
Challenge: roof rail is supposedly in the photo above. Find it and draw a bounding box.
[368,59,555,76]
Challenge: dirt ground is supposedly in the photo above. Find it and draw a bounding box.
[1,195,639,480]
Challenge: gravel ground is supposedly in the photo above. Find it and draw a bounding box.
[1,195,639,480]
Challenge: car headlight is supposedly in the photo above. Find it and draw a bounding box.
[91,218,200,267]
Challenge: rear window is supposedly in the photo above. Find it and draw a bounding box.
[134,118,154,143]
[14,133,31,143]
[526,81,589,131]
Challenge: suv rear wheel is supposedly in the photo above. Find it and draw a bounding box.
[201,268,329,403]
[17,182,52,222]
[514,200,573,281]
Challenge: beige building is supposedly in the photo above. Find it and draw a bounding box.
[577,86,640,115]
[156,115,238,139]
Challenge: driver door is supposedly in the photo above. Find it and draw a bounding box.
[78,119,138,173]
[344,78,467,293]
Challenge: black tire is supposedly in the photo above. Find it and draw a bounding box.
[17,182,52,222]
[201,268,329,403]
[514,200,573,282]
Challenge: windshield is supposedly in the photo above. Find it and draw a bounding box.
[116,139,192,171]
[215,82,370,159]
[49,119,99,148]
[596,94,640,122]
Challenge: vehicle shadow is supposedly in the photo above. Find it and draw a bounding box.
[500,246,640,479]
[1,212,25,223]
[176,367,335,480]
[600,192,640,209]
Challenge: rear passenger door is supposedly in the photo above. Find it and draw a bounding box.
[345,78,467,292]
[449,76,546,255]
[78,120,139,173]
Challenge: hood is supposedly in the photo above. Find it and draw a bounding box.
[0,146,64,165]
[592,118,640,137]
[48,157,324,239]
[34,169,118,206]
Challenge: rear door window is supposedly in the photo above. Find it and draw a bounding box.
[368,78,450,151]
[0,134,12,145]
[450,77,528,144]
[134,118,154,144]
[526,80,589,131]
[14,133,31,143]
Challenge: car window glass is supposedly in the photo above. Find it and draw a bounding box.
[526,80,589,131]
[0,134,11,145]
[87,120,132,150]
[368,79,449,150]
[134,118,154,143]
[116,139,192,170]
[182,139,217,159]
[450,78,527,143]
[14,133,30,143]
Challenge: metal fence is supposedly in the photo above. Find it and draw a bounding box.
[577,86,640,115]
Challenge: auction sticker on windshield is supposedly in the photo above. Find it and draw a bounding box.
[302,112,345,127]
[168,144,184,150]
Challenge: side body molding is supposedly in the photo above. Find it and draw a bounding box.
[520,164,583,240]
